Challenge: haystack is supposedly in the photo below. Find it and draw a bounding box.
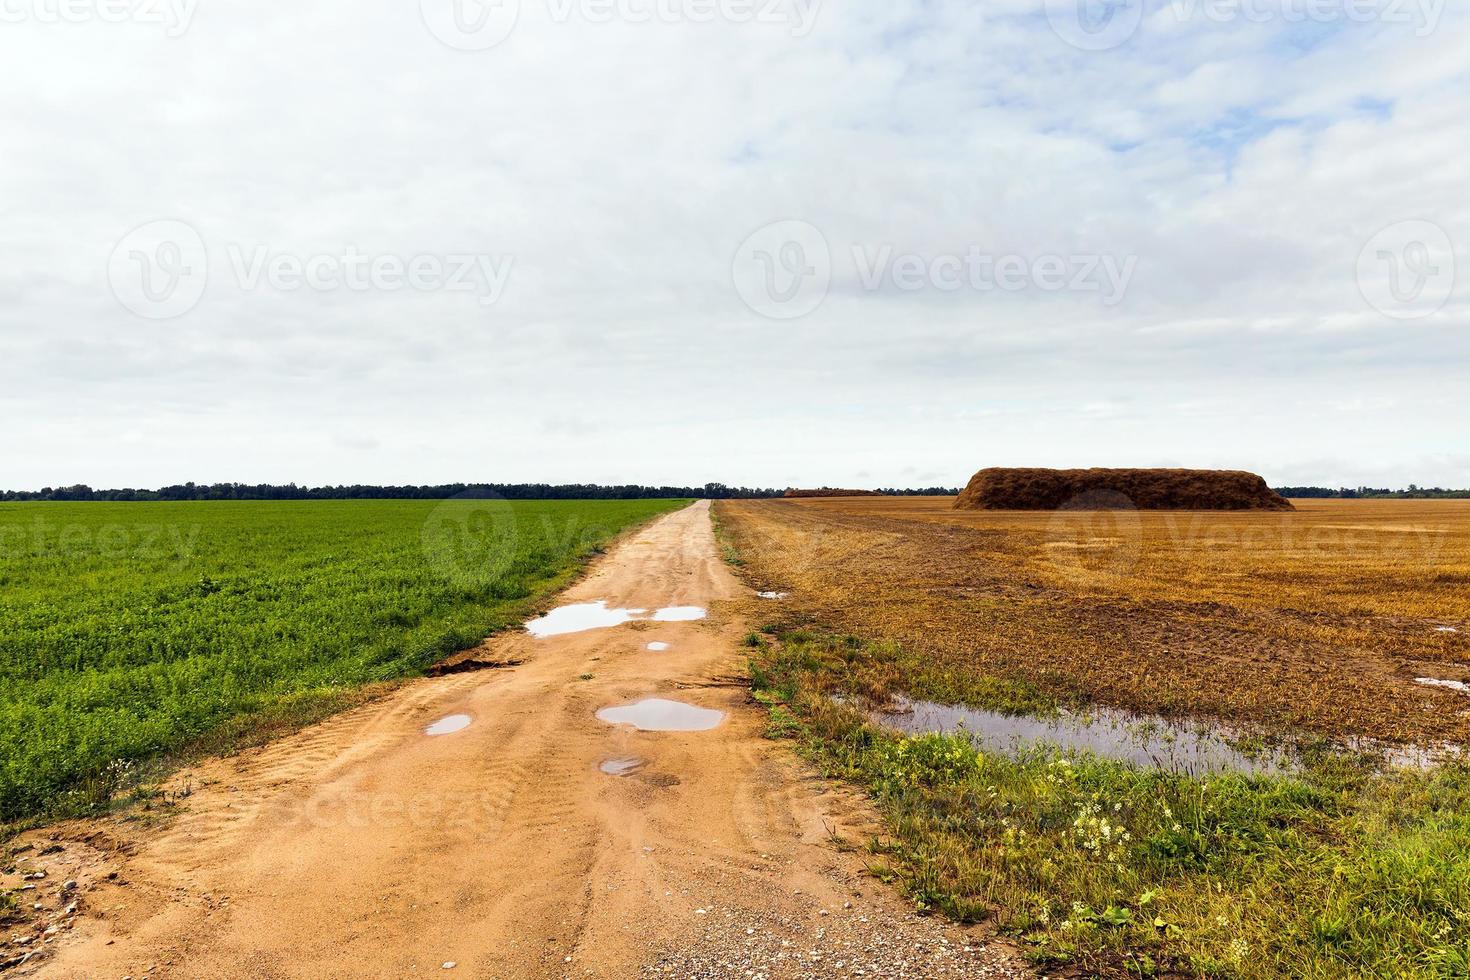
[953,468,1292,511]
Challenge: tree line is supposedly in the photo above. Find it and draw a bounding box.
[0,482,961,502]
[1275,486,1470,499]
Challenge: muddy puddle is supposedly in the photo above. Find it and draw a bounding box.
[425,714,472,736]
[1435,626,1460,633]
[525,602,646,638]
[646,642,671,651]
[525,602,707,638]
[757,591,789,600]
[651,606,707,622]
[599,757,646,776]
[872,696,1286,774]
[596,698,725,732]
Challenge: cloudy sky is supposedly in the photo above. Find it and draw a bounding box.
[3,0,1466,491]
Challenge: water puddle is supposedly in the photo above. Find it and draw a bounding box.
[1434,626,1460,633]
[599,757,646,776]
[646,642,671,652]
[524,602,707,638]
[1416,677,1470,694]
[652,606,707,623]
[425,714,472,736]
[525,602,647,638]
[757,591,789,600]
[872,696,1285,774]
[596,698,725,732]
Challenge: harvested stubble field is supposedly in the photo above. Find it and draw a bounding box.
[720,496,1470,977]
[717,496,1470,746]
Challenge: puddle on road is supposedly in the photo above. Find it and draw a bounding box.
[596,698,725,732]
[524,603,707,638]
[1417,677,1470,694]
[646,642,671,652]
[425,714,472,736]
[525,602,647,638]
[872,696,1286,775]
[599,757,647,776]
[757,591,789,600]
[652,606,707,622]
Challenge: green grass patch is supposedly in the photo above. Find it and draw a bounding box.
[751,631,1470,978]
[0,498,685,823]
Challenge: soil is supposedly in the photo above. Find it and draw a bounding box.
[10,502,1029,980]
[715,496,1470,746]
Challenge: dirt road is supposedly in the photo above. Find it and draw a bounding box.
[24,502,1024,979]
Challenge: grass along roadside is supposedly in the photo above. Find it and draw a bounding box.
[748,629,1470,978]
[0,498,687,827]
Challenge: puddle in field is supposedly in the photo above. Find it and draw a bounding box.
[524,602,707,638]
[600,757,647,777]
[1416,677,1470,694]
[596,698,725,732]
[757,591,789,600]
[646,642,671,652]
[425,714,472,736]
[872,696,1286,775]
[1435,626,1460,633]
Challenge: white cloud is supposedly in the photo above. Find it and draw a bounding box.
[1,0,1466,490]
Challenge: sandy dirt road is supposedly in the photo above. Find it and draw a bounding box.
[22,502,1026,979]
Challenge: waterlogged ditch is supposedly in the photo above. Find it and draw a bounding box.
[871,695,1286,775]
[524,601,707,638]
[745,628,1470,977]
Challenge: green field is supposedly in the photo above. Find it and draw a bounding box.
[0,498,686,822]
